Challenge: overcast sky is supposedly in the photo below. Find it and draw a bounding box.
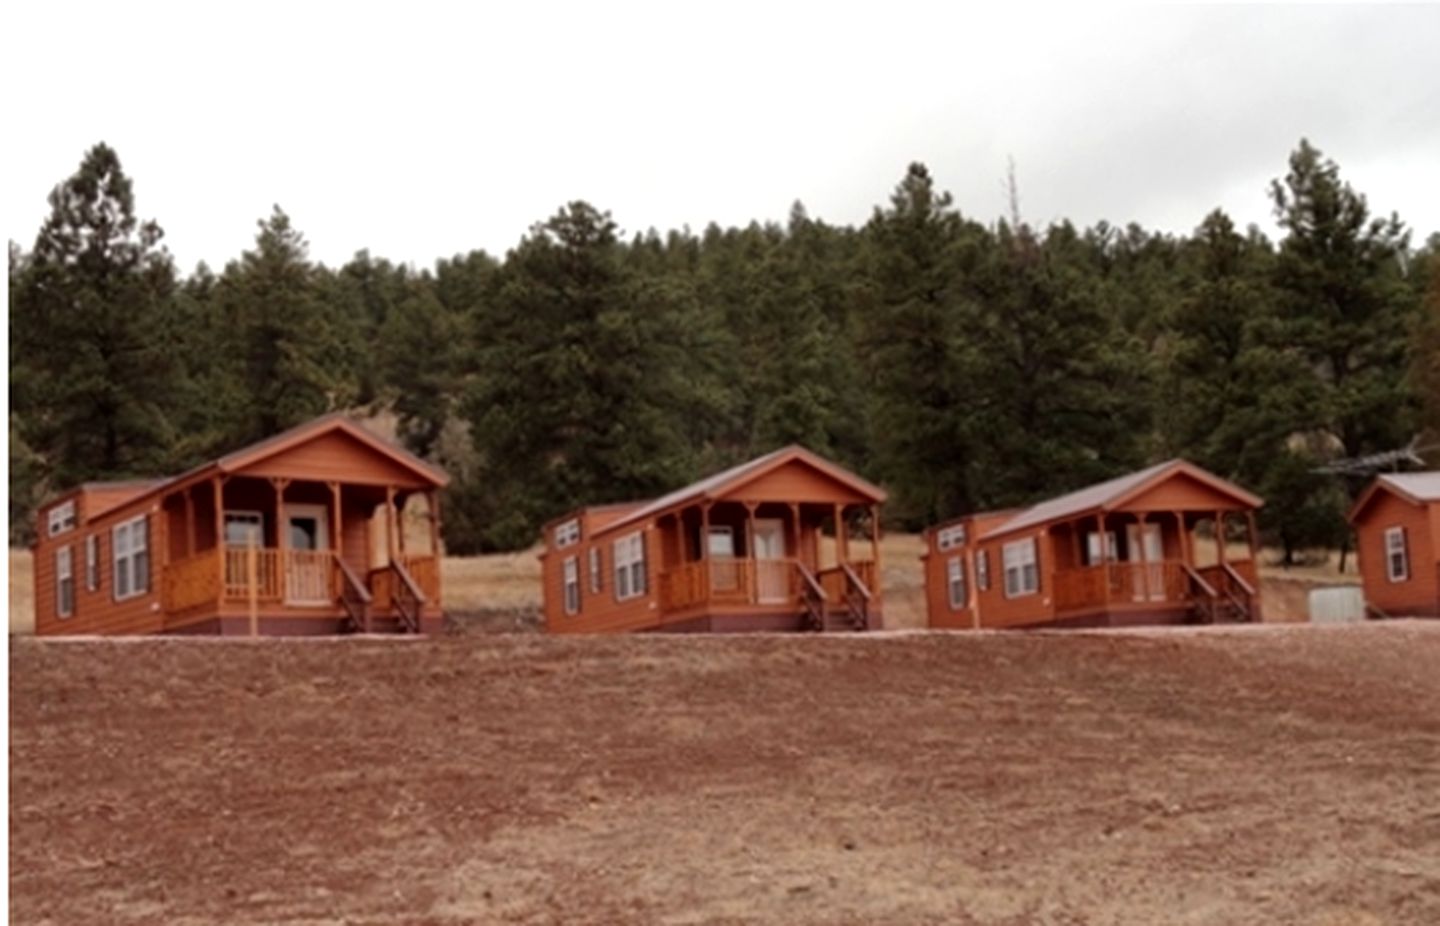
[4,2,1438,271]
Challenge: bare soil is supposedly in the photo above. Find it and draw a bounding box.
[10,622,1440,924]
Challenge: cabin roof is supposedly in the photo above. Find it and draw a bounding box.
[593,446,886,538]
[38,414,447,526]
[979,460,1262,540]
[1348,471,1440,522]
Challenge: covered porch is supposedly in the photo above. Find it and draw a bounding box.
[1048,508,1262,622]
[654,499,882,630]
[159,474,442,633]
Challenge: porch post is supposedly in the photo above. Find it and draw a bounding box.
[1245,510,1259,562]
[788,503,801,565]
[1099,512,1111,607]
[834,504,848,567]
[870,504,881,571]
[1136,512,1151,601]
[700,502,712,601]
[1070,523,1082,567]
[428,490,442,557]
[1177,512,1192,566]
[213,476,226,596]
[386,486,399,563]
[745,502,758,602]
[329,482,343,559]
[184,487,196,556]
[273,478,290,601]
[247,535,259,637]
[1215,510,1227,568]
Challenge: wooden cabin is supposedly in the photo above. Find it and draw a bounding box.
[1347,472,1440,619]
[922,460,1265,630]
[31,415,447,636]
[540,447,887,633]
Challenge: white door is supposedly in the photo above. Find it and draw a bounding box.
[1126,522,1165,602]
[286,504,331,604]
[753,519,788,603]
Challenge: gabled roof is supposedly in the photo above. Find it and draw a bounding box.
[1348,471,1440,522]
[980,460,1262,540]
[594,446,886,537]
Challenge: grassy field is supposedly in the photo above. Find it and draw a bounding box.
[8,534,1356,633]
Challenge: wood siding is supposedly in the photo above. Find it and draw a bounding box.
[1354,491,1438,617]
[1123,473,1256,513]
[728,460,874,505]
[542,511,662,634]
[34,501,164,637]
[235,430,433,488]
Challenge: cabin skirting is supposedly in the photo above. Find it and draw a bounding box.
[163,613,445,636]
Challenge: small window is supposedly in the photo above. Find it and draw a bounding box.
[588,547,602,593]
[1002,537,1039,598]
[1385,527,1409,583]
[85,534,100,592]
[946,556,967,609]
[614,532,647,601]
[1086,531,1117,565]
[976,550,990,591]
[112,515,150,601]
[48,500,77,537]
[937,525,966,551]
[555,519,581,549]
[224,511,264,547]
[563,556,580,615]
[56,546,75,618]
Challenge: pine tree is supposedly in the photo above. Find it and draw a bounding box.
[10,143,181,488]
[378,285,465,458]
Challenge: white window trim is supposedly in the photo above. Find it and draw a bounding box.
[707,526,735,558]
[1086,531,1118,566]
[56,546,75,618]
[937,525,966,551]
[613,531,647,602]
[946,555,966,610]
[112,515,150,602]
[563,556,580,615]
[48,500,77,537]
[976,550,990,591]
[588,547,602,593]
[1384,526,1409,583]
[85,534,100,592]
[1002,538,1040,599]
[555,518,581,549]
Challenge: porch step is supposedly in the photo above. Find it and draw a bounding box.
[821,609,865,632]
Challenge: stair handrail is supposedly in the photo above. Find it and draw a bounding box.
[838,562,871,630]
[1220,562,1257,598]
[390,558,425,633]
[795,563,828,632]
[838,561,873,601]
[334,553,372,633]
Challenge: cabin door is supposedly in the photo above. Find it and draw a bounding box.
[753,518,788,604]
[1126,522,1165,602]
[285,504,331,605]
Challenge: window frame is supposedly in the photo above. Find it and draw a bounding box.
[562,555,580,615]
[613,531,647,602]
[1085,531,1118,566]
[946,555,967,610]
[706,526,735,558]
[224,510,265,548]
[555,518,581,549]
[112,515,150,602]
[976,550,990,591]
[1002,537,1040,599]
[937,525,967,551]
[56,545,75,618]
[48,500,77,537]
[85,534,100,592]
[588,547,602,594]
[1384,526,1409,583]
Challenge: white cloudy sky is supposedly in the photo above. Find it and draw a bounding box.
[4,2,1438,270]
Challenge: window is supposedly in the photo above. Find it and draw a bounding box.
[614,532,647,601]
[555,519,580,549]
[588,547,602,593]
[1385,527,1409,583]
[563,556,580,615]
[976,550,990,591]
[85,535,100,592]
[946,556,967,609]
[56,546,75,618]
[48,500,77,537]
[1085,531,1118,565]
[1002,538,1039,598]
[937,525,967,551]
[707,526,735,558]
[112,515,150,601]
[224,511,264,547]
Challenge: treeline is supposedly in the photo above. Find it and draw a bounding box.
[9,142,1439,558]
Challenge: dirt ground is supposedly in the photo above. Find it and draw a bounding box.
[9,622,1439,925]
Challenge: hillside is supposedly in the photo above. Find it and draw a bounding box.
[8,536,1353,634]
[10,623,1439,923]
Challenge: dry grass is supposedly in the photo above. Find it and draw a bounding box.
[5,532,1360,634]
[10,548,35,634]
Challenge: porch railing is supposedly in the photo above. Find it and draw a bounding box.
[163,548,222,612]
[223,547,284,602]
[658,558,874,613]
[1052,560,1189,612]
